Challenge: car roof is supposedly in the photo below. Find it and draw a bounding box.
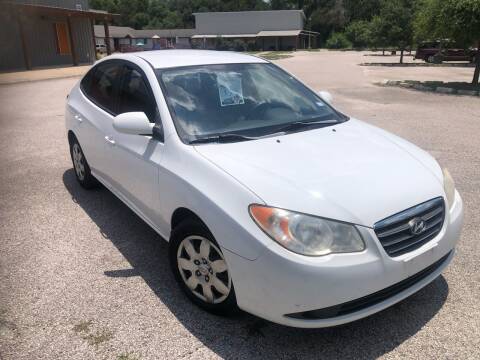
[131,50,268,69]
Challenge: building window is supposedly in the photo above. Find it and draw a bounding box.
[54,23,71,55]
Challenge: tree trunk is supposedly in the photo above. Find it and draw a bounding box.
[473,41,480,85]
[382,48,385,56]
[400,48,404,64]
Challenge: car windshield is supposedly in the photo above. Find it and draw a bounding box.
[157,63,346,144]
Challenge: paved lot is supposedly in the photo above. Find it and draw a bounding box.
[0,65,91,85]
[0,51,479,360]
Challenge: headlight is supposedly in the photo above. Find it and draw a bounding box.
[249,205,365,256]
[442,167,455,209]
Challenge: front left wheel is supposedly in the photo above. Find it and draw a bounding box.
[69,136,97,189]
[169,219,238,315]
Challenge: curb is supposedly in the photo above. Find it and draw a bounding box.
[379,80,480,97]
[361,63,475,67]
[0,74,83,86]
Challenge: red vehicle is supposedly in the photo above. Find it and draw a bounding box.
[415,40,477,63]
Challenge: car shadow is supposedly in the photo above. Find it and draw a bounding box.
[63,169,449,359]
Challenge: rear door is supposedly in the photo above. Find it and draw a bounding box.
[69,60,123,183]
[105,61,164,224]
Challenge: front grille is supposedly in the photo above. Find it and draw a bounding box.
[374,197,445,257]
[286,251,451,320]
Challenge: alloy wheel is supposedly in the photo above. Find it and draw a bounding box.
[177,235,231,304]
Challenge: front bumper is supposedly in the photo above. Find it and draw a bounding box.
[223,191,463,328]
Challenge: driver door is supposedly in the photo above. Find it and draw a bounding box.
[106,61,164,225]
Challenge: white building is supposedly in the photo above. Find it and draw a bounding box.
[94,10,318,52]
[193,10,317,50]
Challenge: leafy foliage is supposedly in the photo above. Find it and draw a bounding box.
[90,0,270,29]
[344,0,381,22]
[325,32,352,49]
[90,0,479,63]
[308,0,347,43]
[413,0,480,83]
[414,0,480,47]
[369,15,390,51]
[344,20,372,48]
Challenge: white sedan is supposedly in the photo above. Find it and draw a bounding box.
[65,50,463,328]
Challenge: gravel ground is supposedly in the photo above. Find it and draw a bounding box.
[0,51,479,360]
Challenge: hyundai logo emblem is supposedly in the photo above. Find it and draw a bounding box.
[409,217,426,235]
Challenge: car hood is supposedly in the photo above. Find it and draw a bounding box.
[194,119,444,227]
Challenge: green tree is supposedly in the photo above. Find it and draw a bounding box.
[270,0,296,10]
[376,0,414,63]
[344,0,381,21]
[344,20,372,48]
[369,15,390,54]
[145,2,181,29]
[440,0,480,84]
[413,0,444,43]
[309,0,347,45]
[414,0,480,84]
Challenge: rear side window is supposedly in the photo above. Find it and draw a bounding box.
[80,68,93,94]
[117,66,158,122]
[83,61,122,114]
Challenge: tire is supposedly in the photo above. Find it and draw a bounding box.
[169,219,238,315]
[69,135,97,189]
[426,55,435,63]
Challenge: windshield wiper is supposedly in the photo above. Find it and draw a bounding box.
[275,119,338,134]
[189,133,259,144]
[189,119,338,144]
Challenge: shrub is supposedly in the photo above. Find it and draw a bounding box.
[246,42,258,52]
[232,39,246,52]
[325,32,352,49]
[215,37,229,50]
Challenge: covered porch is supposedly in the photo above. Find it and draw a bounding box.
[0,2,117,71]
[257,30,319,51]
[191,30,318,51]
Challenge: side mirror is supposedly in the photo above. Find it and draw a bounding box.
[318,90,333,104]
[113,112,153,136]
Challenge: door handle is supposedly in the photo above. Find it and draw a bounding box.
[74,114,83,123]
[104,136,116,145]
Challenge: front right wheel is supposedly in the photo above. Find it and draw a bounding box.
[169,219,238,315]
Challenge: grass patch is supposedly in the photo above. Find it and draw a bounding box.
[247,51,294,60]
[398,80,478,91]
[118,352,140,360]
[381,80,479,96]
[73,320,92,333]
[83,329,114,348]
[430,81,479,91]
[73,320,113,348]
[361,62,474,67]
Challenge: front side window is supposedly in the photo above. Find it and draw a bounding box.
[158,63,345,143]
[117,66,157,122]
[87,62,122,114]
